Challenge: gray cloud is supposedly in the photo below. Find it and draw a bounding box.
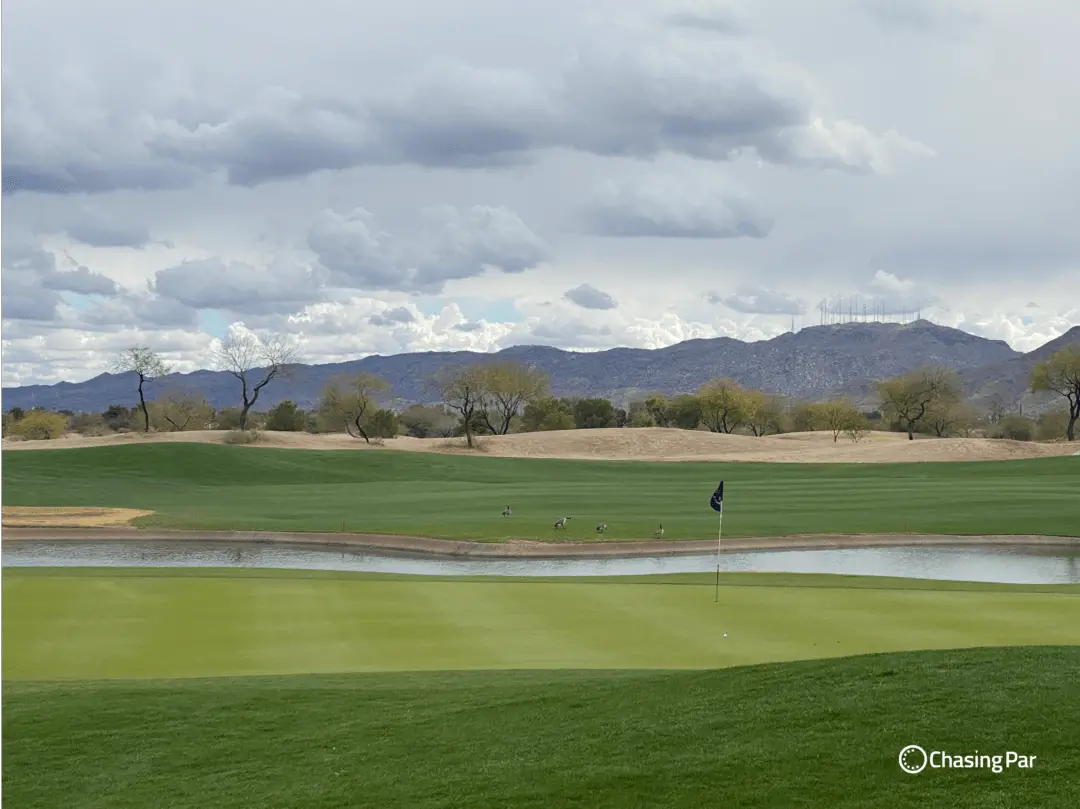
[564,283,619,310]
[712,285,807,315]
[76,293,201,331]
[585,174,773,238]
[310,205,549,293]
[1,240,71,321]
[663,3,745,36]
[63,210,154,248]
[41,265,119,296]
[153,257,324,315]
[859,0,980,32]
[1,15,930,195]
[369,306,416,326]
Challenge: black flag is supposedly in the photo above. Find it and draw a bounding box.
[710,481,724,513]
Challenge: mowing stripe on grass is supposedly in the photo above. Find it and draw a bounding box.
[3,444,1077,539]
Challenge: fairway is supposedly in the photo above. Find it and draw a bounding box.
[5,569,1079,680]
[3,444,1078,539]
[4,647,1079,809]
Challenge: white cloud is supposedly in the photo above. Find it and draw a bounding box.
[1,0,1077,386]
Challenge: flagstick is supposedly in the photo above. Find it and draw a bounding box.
[714,509,723,603]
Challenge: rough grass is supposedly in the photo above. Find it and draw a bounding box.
[2,444,1078,539]
[5,569,1079,680]
[4,647,1078,808]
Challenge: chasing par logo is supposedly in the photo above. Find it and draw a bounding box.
[898,744,1037,775]
[899,745,928,774]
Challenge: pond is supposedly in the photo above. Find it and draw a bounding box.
[3,540,1080,585]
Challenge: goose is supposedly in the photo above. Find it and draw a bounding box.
[502,506,512,517]
[654,524,665,539]
[595,523,608,534]
[554,516,571,529]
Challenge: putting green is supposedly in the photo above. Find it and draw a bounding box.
[5,570,1079,680]
[3,444,1078,538]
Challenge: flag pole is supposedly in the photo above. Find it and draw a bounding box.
[714,508,723,603]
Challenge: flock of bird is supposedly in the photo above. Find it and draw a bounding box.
[502,507,664,538]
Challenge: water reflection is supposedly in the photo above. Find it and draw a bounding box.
[2,540,1079,585]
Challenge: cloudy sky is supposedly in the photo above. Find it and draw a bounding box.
[2,0,1078,386]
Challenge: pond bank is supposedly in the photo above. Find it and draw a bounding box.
[3,527,1077,560]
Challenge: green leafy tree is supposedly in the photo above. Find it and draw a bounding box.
[435,365,489,448]
[876,366,962,440]
[365,408,399,439]
[265,400,307,431]
[665,395,703,430]
[318,373,391,443]
[812,400,867,443]
[1030,345,1080,441]
[643,395,670,427]
[744,391,784,437]
[697,378,748,434]
[399,404,458,438]
[572,398,618,429]
[478,362,551,435]
[520,397,576,432]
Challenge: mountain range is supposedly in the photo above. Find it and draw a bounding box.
[3,320,1077,416]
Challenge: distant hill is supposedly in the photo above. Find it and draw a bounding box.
[959,325,1080,416]
[1,320,1063,414]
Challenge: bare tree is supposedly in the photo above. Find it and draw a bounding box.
[478,362,551,435]
[876,367,962,440]
[213,332,299,431]
[114,347,169,432]
[436,365,489,448]
[1030,345,1080,441]
[318,373,391,443]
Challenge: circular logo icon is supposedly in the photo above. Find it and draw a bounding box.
[899,745,928,775]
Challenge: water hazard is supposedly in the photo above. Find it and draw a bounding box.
[3,540,1079,585]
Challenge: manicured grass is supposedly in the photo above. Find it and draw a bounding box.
[5,569,1079,680]
[4,647,1079,808]
[3,444,1078,539]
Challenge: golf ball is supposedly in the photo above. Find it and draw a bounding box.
[723,633,728,638]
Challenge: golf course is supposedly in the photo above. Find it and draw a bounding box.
[3,437,1079,807]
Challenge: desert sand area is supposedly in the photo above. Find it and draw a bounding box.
[1,507,155,527]
[3,426,1078,463]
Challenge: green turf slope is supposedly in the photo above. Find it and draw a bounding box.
[5,570,1079,680]
[4,647,1078,809]
[3,444,1078,539]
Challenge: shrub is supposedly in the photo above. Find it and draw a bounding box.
[69,412,112,436]
[9,410,68,440]
[992,414,1035,441]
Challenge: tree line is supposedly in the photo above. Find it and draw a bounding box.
[4,337,1079,444]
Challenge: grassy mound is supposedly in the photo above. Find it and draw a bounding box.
[3,444,1078,539]
[4,647,1077,808]
[5,569,1078,680]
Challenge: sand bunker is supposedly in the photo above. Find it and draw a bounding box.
[3,427,1076,463]
[1,506,154,528]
